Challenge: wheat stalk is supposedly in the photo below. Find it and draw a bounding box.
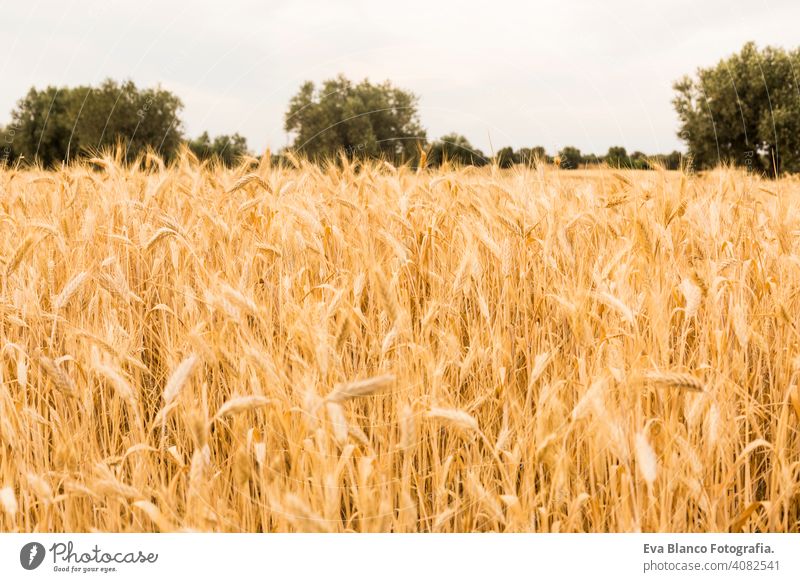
[0,486,17,517]
[635,432,658,485]
[52,271,89,309]
[326,374,396,402]
[643,370,705,392]
[426,407,479,432]
[163,355,199,405]
[214,396,271,420]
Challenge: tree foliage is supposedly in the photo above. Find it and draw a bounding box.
[605,146,629,168]
[188,131,249,166]
[517,146,549,165]
[284,75,426,163]
[557,146,582,169]
[426,133,488,167]
[7,79,183,166]
[494,146,516,168]
[653,150,682,171]
[673,42,800,175]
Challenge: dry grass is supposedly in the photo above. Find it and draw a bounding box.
[1,153,799,532]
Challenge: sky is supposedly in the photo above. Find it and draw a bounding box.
[0,0,797,156]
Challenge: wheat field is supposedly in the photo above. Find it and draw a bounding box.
[1,153,799,533]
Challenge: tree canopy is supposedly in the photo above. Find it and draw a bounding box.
[284,75,426,163]
[6,79,184,166]
[673,42,800,175]
[426,133,488,167]
[494,146,516,168]
[517,146,550,165]
[188,131,250,166]
[605,146,629,168]
[557,146,582,169]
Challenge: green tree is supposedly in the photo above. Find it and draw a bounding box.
[533,146,550,164]
[605,146,629,168]
[426,133,488,167]
[284,75,426,163]
[673,42,800,174]
[660,150,682,170]
[9,86,73,166]
[77,79,184,161]
[188,131,249,166]
[557,146,582,170]
[582,152,602,166]
[494,146,517,168]
[517,146,549,165]
[628,151,650,169]
[8,79,184,166]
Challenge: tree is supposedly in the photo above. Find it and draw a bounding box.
[517,146,549,166]
[284,74,426,163]
[426,133,488,167]
[10,86,73,166]
[532,146,550,164]
[8,79,184,166]
[557,146,582,170]
[660,150,682,171]
[605,146,629,168]
[629,151,649,170]
[582,152,602,166]
[188,131,249,166]
[673,42,800,175]
[495,146,517,168]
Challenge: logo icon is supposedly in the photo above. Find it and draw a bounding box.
[20,542,46,570]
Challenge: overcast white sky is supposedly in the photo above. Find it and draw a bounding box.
[0,0,796,155]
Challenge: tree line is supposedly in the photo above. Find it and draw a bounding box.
[2,42,798,173]
[0,79,248,168]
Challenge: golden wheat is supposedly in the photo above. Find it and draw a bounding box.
[0,154,798,533]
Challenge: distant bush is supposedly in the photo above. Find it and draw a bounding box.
[426,133,488,167]
[188,132,249,166]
